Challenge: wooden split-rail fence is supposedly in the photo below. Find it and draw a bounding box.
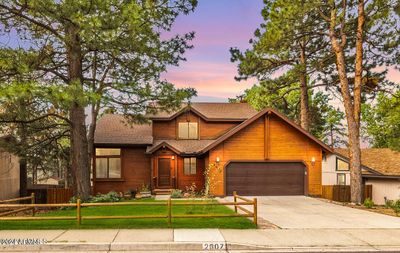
[0,192,257,226]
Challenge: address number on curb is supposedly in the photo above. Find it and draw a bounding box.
[202,242,226,250]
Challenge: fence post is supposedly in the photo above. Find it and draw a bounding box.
[167,197,172,226]
[31,192,35,216]
[77,198,81,226]
[233,191,237,213]
[253,198,257,226]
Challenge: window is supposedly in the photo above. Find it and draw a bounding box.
[183,157,197,175]
[337,173,346,185]
[178,122,198,139]
[336,158,349,171]
[95,148,121,179]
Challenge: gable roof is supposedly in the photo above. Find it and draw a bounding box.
[335,148,400,176]
[94,114,153,145]
[199,108,333,154]
[94,106,333,154]
[146,140,214,155]
[149,102,258,121]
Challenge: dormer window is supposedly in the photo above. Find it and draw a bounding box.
[178,122,198,139]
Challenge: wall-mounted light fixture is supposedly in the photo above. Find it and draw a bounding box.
[171,156,175,160]
[311,157,316,166]
[216,156,220,164]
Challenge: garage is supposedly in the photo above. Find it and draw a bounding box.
[226,162,306,196]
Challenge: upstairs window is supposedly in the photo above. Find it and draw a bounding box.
[178,122,198,139]
[183,157,197,175]
[336,158,349,171]
[95,148,121,179]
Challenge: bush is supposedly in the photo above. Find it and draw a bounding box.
[363,198,374,209]
[90,191,122,203]
[384,199,394,209]
[392,200,400,215]
[171,189,183,198]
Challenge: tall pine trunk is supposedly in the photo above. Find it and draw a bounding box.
[351,0,365,203]
[328,1,363,203]
[299,45,310,131]
[66,25,91,200]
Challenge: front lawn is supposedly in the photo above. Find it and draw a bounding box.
[0,199,256,229]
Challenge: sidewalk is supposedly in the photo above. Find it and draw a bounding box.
[2,228,400,252]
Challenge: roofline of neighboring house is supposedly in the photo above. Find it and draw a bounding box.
[199,108,334,154]
[334,151,384,176]
[362,174,400,179]
[148,105,248,122]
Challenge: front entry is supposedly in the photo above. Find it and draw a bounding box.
[158,158,171,188]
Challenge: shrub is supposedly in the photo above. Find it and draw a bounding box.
[139,184,150,192]
[384,199,394,209]
[363,198,374,209]
[171,189,183,198]
[392,200,400,215]
[184,182,199,198]
[90,191,122,203]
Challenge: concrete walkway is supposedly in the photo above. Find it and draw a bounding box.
[2,228,400,252]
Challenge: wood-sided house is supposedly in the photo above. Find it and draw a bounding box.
[93,103,333,196]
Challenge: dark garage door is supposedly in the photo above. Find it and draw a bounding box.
[226,162,305,196]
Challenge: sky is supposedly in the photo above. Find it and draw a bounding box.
[161,0,264,102]
[162,0,400,103]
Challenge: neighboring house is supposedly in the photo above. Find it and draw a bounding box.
[0,149,20,200]
[322,148,400,204]
[93,102,333,196]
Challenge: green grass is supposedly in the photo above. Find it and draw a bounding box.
[0,199,256,230]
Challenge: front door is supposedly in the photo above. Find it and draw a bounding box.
[158,158,171,187]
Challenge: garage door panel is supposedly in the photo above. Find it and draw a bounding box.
[226,162,305,196]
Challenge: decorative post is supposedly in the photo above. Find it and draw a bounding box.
[233,191,237,213]
[253,198,258,226]
[77,198,81,226]
[31,192,35,216]
[167,197,172,226]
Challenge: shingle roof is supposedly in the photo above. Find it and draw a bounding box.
[94,114,153,145]
[146,140,214,154]
[149,102,258,121]
[335,148,400,176]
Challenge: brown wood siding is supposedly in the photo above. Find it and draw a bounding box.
[153,120,176,139]
[199,119,239,139]
[153,111,241,140]
[208,114,322,196]
[177,156,205,191]
[94,147,151,194]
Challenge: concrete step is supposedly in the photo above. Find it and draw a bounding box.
[153,189,173,195]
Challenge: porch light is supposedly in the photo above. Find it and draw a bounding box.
[311,157,316,166]
[171,156,175,160]
[216,157,220,163]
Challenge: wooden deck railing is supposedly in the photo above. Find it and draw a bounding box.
[0,192,258,226]
[0,193,35,217]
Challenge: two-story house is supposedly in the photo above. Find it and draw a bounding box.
[93,102,333,196]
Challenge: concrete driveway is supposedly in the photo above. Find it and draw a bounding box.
[225,196,400,229]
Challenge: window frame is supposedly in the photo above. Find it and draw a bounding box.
[336,157,350,171]
[95,148,122,179]
[183,157,197,175]
[337,173,346,185]
[178,122,198,140]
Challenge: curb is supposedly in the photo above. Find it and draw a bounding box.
[2,242,400,252]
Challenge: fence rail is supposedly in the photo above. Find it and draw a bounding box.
[0,193,35,217]
[0,192,257,226]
